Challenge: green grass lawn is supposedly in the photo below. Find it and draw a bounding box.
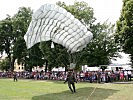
[0,79,133,100]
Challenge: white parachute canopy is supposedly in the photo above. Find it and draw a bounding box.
[24,4,93,53]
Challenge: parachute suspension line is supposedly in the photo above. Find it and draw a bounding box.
[74,53,78,64]
[29,46,39,71]
[31,47,35,71]
[69,53,72,64]
[75,52,81,65]
[68,52,77,70]
[36,47,38,67]
[36,46,40,67]
[28,48,32,71]
[53,44,70,71]
[68,52,72,69]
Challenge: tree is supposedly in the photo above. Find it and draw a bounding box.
[0,58,10,71]
[40,41,69,72]
[12,7,45,72]
[0,7,33,71]
[79,22,118,66]
[0,1,119,71]
[12,7,33,70]
[57,1,95,27]
[0,16,14,71]
[25,44,44,72]
[56,1,118,68]
[115,0,133,63]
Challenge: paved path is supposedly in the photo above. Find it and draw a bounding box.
[113,81,133,84]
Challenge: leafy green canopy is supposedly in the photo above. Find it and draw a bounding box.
[40,1,118,70]
[115,0,133,63]
[0,1,119,71]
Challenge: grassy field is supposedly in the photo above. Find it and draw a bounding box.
[0,79,133,100]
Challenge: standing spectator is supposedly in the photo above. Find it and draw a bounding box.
[115,71,120,81]
[13,72,17,82]
[120,71,124,81]
[105,71,108,83]
[124,70,128,81]
[101,71,105,82]
[97,70,101,83]
[92,72,96,82]
[85,71,89,81]
[80,71,84,82]
[128,70,132,81]
[89,72,92,83]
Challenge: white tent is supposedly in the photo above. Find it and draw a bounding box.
[107,64,132,71]
[52,67,65,71]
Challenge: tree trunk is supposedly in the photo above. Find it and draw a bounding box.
[65,66,67,72]
[7,53,12,71]
[11,57,16,72]
[29,66,32,72]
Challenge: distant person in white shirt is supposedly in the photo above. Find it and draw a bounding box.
[128,70,132,81]
[124,70,128,81]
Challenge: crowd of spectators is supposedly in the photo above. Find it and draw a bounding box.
[0,70,132,83]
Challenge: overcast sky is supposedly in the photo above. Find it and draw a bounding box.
[0,0,123,23]
[0,0,131,64]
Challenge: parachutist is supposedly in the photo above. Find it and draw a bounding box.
[13,72,18,82]
[64,71,77,93]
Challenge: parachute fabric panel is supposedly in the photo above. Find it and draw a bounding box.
[24,4,93,53]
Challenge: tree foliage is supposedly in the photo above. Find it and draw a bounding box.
[12,7,32,65]
[57,1,95,27]
[25,44,44,71]
[115,0,133,63]
[80,22,118,66]
[0,7,33,71]
[0,1,119,71]
[40,41,69,71]
[0,16,14,70]
[56,1,118,68]
[0,58,10,71]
